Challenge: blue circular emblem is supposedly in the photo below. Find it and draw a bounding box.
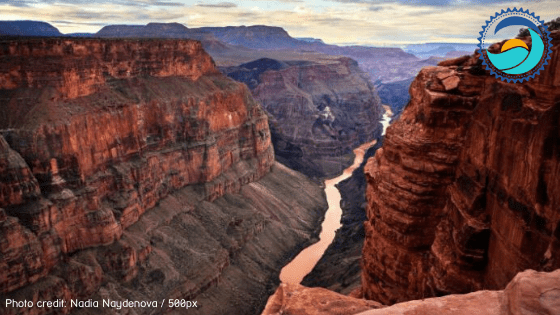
[478,8,552,83]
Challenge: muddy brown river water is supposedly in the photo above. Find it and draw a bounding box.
[279,109,392,284]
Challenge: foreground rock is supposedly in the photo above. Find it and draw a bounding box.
[356,269,560,315]
[362,30,560,304]
[261,282,383,315]
[222,58,384,178]
[262,269,560,315]
[0,38,328,315]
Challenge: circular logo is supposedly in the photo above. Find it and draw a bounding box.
[478,8,552,83]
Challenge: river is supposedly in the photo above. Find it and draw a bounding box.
[279,108,392,284]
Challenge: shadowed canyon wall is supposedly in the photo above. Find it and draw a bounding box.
[362,30,560,304]
[0,38,328,315]
[222,58,384,178]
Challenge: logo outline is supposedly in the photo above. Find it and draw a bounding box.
[477,8,553,83]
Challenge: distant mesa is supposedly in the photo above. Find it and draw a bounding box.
[94,22,234,53]
[405,43,478,59]
[0,20,63,37]
[198,25,304,50]
[96,22,212,41]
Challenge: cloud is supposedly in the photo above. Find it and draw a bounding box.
[0,0,184,7]
[329,0,512,6]
[0,0,29,7]
[307,16,345,25]
[1,0,558,45]
[51,20,107,26]
[248,0,303,2]
[196,2,237,8]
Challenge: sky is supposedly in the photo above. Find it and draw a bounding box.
[1,0,559,46]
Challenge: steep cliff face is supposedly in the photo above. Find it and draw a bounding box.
[223,57,384,178]
[0,38,328,315]
[362,31,560,304]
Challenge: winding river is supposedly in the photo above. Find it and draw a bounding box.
[279,108,392,284]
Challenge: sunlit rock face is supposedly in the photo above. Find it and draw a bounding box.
[362,30,560,304]
[261,282,383,315]
[0,38,329,315]
[356,269,560,315]
[261,269,560,315]
[223,57,384,178]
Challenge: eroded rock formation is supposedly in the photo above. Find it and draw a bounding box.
[356,269,560,315]
[362,30,560,304]
[0,38,328,315]
[262,269,560,315]
[222,58,384,178]
[261,282,383,315]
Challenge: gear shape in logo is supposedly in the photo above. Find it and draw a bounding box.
[477,8,552,83]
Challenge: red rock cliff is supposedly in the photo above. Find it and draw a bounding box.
[0,37,275,297]
[362,31,560,304]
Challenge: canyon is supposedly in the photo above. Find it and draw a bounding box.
[262,27,560,315]
[2,19,560,315]
[79,22,388,178]
[0,37,328,315]
[222,58,384,178]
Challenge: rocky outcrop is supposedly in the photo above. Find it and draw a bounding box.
[0,37,328,315]
[0,38,215,99]
[2,162,328,315]
[262,269,560,315]
[261,282,383,315]
[356,269,560,315]
[222,57,384,178]
[362,30,560,304]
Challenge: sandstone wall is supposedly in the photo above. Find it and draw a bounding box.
[0,38,287,312]
[362,31,560,304]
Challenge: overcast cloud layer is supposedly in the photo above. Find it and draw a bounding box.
[1,0,558,45]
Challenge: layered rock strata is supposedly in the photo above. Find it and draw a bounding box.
[223,58,384,178]
[0,38,328,315]
[362,31,560,304]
